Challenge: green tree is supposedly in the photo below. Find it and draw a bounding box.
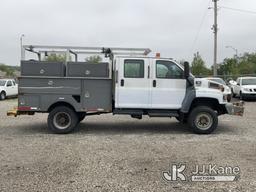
[191,52,211,76]
[0,64,15,77]
[44,53,67,62]
[85,55,102,64]
[218,58,239,76]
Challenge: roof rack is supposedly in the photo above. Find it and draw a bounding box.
[22,45,151,62]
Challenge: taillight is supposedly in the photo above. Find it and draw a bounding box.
[18,106,31,111]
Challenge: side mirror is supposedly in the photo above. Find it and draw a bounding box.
[184,61,190,79]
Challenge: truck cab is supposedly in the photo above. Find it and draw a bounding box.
[7,45,244,134]
[115,57,186,109]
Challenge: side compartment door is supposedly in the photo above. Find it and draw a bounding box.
[115,58,150,108]
[151,59,186,109]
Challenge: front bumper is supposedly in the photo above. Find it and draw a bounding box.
[225,102,244,116]
[242,93,256,99]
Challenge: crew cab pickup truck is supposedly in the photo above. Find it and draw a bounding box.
[0,79,18,100]
[7,45,244,134]
[233,77,256,100]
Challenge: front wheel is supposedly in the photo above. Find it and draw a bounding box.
[48,106,78,134]
[188,106,218,134]
[0,91,6,100]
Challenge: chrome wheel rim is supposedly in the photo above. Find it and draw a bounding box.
[53,112,71,130]
[195,112,213,130]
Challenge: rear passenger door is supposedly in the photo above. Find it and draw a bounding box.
[115,58,151,108]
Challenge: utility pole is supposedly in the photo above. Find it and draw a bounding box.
[212,0,218,76]
[20,34,25,60]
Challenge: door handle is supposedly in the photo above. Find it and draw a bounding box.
[153,80,156,87]
[148,66,150,78]
[121,79,124,87]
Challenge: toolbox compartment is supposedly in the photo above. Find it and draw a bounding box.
[67,62,109,77]
[21,61,65,77]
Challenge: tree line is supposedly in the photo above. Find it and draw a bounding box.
[191,52,256,78]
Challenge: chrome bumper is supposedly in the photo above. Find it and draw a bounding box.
[225,102,244,116]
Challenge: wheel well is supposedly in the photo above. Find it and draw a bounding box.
[1,90,6,94]
[48,102,76,112]
[190,98,227,115]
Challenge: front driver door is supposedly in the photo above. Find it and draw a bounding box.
[5,80,13,96]
[151,59,186,109]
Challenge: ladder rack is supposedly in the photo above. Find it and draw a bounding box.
[22,45,151,62]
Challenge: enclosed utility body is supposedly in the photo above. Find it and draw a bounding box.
[7,45,244,134]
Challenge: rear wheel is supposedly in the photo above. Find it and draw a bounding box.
[48,106,78,134]
[0,91,6,100]
[188,106,218,134]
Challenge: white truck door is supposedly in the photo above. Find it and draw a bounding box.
[151,59,186,109]
[115,58,151,108]
[234,78,241,94]
[5,80,13,96]
[12,80,18,95]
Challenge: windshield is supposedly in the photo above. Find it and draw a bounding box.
[209,78,226,85]
[0,80,6,86]
[242,78,256,85]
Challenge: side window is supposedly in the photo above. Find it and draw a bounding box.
[12,81,16,86]
[7,81,12,87]
[124,60,144,78]
[156,60,183,79]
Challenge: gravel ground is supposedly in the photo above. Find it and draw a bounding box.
[0,99,256,192]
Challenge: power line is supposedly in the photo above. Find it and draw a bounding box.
[220,6,256,15]
[190,0,211,53]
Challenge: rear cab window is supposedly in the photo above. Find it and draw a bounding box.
[124,60,144,78]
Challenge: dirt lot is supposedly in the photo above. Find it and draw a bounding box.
[0,99,256,192]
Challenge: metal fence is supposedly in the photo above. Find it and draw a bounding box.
[195,74,256,82]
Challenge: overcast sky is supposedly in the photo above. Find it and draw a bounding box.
[0,0,255,66]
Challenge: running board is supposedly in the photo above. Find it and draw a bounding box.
[113,109,179,117]
[148,112,179,117]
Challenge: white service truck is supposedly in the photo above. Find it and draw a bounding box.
[7,45,244,134]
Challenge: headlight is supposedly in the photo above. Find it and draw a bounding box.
[209,82,225,92]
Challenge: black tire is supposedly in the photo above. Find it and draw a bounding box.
[227,94,232,102]
[232,89,236,98]
[48,106,78,134]
[239,92,244,100]
[0,91,6,100]
[188,106,218,134]
[77,112,86,122]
